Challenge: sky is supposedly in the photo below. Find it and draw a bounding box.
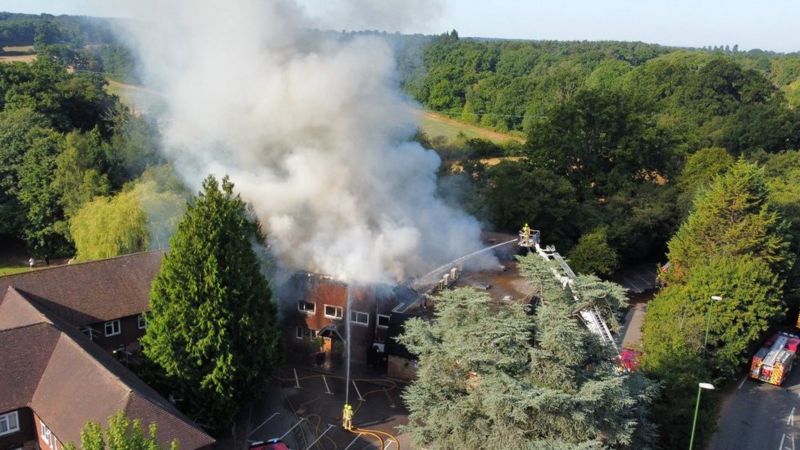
[2,0,798,53]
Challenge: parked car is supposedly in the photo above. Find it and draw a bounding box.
[249,439,291,450]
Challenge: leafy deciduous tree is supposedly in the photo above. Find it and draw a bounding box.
[567,227,619,277]
[63,411,178,450]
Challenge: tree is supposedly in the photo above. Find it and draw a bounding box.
[400,254,656,449]
[646,256,784,376]
[567,227,619,277]
[482,161,579,245]
[526,88,678,198]
[141,175,281,433]
[63,411,178,450]
[15,127,71,257]
[643,159,793,449]
[69,188,147,261]
[761,150,800,307]
[642,255,784,449]
[677,147,734,208]
[0,108,49,236]
[52,129,111,217]
[69,170,186,262]
[664,160,792,283]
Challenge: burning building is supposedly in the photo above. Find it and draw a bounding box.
[274,232,529,377]
[277,272,419,366]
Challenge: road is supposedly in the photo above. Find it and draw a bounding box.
[710,367,800,450]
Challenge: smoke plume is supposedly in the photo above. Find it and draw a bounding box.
[110,0,488,283]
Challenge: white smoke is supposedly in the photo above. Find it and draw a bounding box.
[108,0,489,283]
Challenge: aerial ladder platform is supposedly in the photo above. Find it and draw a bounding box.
[519,224,620,354]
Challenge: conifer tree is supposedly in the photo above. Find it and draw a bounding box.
[400,254,656,449]
[664,160,791,283]
[141,175,281,433]
[643,160,792,448]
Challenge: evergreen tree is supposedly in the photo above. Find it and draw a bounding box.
[664,160,791,283]
[645,256,784,375]
[141,175,281,433]
[676,147,734,211]
[643,160,792,448]
[400,254,656,449]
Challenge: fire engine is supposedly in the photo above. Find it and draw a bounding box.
[750,332,800,386]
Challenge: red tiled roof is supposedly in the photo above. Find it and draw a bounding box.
[0,251,163,326]
[0,281,215,449]
[0,286,52,330]
[0,322,60,414]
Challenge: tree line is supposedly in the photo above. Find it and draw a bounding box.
[0,57,177,261]
[0,12,140,83]
[404,32,800,449]
[408,33,800,274]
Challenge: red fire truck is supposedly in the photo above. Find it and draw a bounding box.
[750,332,800,386]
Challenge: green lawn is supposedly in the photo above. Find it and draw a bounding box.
[0,265,28,276]
[418,111,525,146]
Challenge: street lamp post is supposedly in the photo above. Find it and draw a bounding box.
[703,295,723,349]
[689,382,715,450]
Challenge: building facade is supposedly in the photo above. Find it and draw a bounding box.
[278,273,417,364]
[0,252,214,450]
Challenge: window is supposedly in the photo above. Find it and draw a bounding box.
[41,422,55,448]
[298,301,316,314]
[295,327,317,339]
[0,411,19,436]
[377,314,390,329]
[138,314,147,330]
[81,326,98,341]
[351,311,369,326]
[324,305,343,320]
[104,319,121,337]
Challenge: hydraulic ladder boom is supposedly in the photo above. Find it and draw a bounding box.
[519,224,619,353]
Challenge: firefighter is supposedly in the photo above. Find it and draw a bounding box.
[342,403,353,430]
[520,223,532,247]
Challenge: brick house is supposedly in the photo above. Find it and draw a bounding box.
[0,252,214,450]
[0,252,163,354]
[278,273,419,363]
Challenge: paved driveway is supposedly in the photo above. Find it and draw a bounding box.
[248,366,409,450]
[711,367,800,450]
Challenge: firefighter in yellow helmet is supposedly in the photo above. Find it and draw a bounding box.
[342,403,353,430]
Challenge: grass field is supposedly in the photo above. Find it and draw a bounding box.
[0,45,36,63]
[106,79,165,115]
[0,265,28,276]
[418,110,525,146]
